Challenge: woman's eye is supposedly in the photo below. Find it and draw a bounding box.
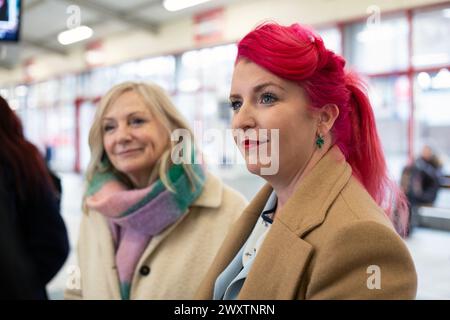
[260,92,277,105]
[103,124,115,132]
[229,100,242,111]
[130,118,146,126]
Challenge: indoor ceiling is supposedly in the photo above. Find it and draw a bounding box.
[0,0,238,69]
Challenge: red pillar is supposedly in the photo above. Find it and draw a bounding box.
[407,9,415,163]
[74,97,84,173]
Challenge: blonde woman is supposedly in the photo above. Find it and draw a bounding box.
[65,82,247,300]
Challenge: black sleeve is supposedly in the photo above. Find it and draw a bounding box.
[417,167,441,204]
[18,181,70,292]
[0,178,35,299]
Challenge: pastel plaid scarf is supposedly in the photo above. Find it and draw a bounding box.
[85,163,205,299]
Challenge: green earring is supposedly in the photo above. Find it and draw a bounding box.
[316,134,324,149]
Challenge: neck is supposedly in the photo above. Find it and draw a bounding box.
[128,172,153,189]
[271,144,331,213]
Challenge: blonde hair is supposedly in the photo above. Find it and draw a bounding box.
[83,81,200,213]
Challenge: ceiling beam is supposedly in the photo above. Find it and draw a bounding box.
[67,0,160,34]
[128,0,162,13]
[21,38,68,55]
[21,1,68,56]
[20,16,107,57]
[23,0,47,11]
[0,61,15,70]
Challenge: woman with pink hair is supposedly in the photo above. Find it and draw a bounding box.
[196,22,417,299]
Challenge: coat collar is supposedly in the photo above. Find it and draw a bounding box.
[277,144,352,237]
[192,172,223,208]
[195,145,353,299]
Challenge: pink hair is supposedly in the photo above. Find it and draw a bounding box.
[236,22,408,236]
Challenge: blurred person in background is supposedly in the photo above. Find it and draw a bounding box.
[0,0,8,22]
[195,22,417,300]
[44,143,62,209]
[64,82,247,300]
[401,144,443,236]
[0,96,69,299]
[0,173,34,300]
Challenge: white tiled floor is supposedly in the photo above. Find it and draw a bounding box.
[47,171,450,300]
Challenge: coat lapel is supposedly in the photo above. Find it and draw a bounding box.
[195,184,272,299]
[92,212,122,299]
[239,221,313,299]
[278,145,352,237]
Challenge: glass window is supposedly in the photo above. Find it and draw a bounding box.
[317,27,342,55]
[79,101,97,172]
[137,56,176,92]
[87,67,119,98]
[116,61,138,83]
[414,68,450,172]
[175,44,238,170]
[412,6,450,68]
[367,75,411,181]
[46,103,76,172]
[174,43,267,193]
[177,44,236,95]
[344,14,409,74]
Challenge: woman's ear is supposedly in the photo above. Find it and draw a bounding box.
[318,104,339,135]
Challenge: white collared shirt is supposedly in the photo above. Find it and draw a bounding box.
[213,191,277,300]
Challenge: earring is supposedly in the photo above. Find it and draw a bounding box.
[316,134,324,149]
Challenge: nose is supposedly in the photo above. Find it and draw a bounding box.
[231,102,257,131]
[115,124,132,145]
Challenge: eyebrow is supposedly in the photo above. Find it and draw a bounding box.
[103,111,147,121]
[229,81,286,99]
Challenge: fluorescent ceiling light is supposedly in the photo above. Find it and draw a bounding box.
[417,72,431,89]
[58,26,93,45]
[432,68,450,89]
[163,0,211,12]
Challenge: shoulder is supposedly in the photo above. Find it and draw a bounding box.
[306,218,417,299]
[332,176,394,228]
[309,176,406,258]
[194,171,248,220]
[304,178,417,299]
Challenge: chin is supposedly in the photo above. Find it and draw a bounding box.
[246,160,280,177]
[245,162,262,176]
[115,162,147,177]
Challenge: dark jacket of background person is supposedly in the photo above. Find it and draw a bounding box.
[400,147,443,236]
[0,176,35,300]
[0,95,69,299]
[402,155,442,206]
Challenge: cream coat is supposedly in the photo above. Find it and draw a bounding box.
[65,173,247,300]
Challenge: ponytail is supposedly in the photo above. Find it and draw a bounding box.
[345,72,409,236]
